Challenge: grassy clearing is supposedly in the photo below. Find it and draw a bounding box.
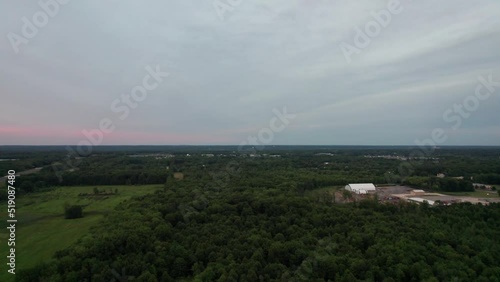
[442,189,500,198]
[0,185,160,281]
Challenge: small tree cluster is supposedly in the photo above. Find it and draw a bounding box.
[64,205,83,219]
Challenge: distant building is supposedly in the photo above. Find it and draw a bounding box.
[473,183,493,190]
[411,189,426,196]
[437,173,446,178]
[315,153,335,156]
[408,197,435,205]
[345,183,376,195]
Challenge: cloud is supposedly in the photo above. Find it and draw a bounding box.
[0,0,499,145]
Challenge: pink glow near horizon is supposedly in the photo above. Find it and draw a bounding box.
[0,125,238,145]
[0,126,80,138]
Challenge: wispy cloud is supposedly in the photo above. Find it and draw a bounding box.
[1,0,499,145]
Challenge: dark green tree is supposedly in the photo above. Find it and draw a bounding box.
[64,205,83,219]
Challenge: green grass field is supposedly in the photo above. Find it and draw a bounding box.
[0,185,160,281]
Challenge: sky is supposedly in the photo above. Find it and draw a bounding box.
[1,0,500,146]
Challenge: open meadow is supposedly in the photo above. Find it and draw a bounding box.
[0,185,160,281]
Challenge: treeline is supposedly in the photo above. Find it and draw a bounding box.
[18,183,500,281]
[403,176,474,192]
[5,149,500,196]
[4,155,173,193]
[11,171,166,189]
[474,173,500,185]
[0,153,64,175]
[6,154,391,195]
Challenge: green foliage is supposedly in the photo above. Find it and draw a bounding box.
[20,180,35,193]
[0,185,160,282]
[0,189,7,201]
[6,146,500,281]
[8,147,500,193]
[404,176,474,192]
[342,189,353,200]
[64,205,83,219]
[21,183,500,281]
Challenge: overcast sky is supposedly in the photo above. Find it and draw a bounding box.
[1,0,500,145]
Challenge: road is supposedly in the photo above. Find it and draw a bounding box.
[0,167,43,184]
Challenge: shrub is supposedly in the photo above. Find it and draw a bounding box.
[64,205,83,219]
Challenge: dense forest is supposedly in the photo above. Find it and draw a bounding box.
[3,146,500,194]
[3,146,500,281]
[17,181,500,281]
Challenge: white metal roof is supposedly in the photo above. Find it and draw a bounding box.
[347,183,376,190]
[408,197,435,205]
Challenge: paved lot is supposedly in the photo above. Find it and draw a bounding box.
[377,186,413,197]
[375,186,500,205]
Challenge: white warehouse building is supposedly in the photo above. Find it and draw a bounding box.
[345,183,377,195]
